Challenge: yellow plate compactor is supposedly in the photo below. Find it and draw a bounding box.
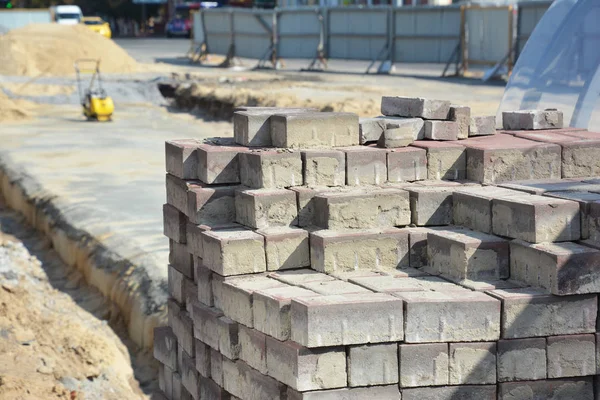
[74,59,114,122]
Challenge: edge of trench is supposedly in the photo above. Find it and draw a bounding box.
[0,150,167,350]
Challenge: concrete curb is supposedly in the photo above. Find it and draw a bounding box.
[0,152,167,349]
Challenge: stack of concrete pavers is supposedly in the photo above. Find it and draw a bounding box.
[154,99,600,400]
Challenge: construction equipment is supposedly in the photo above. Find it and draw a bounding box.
[74,59,114,122]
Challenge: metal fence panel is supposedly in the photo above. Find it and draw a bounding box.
[393,6,461,63]
[232,10,274,60]
[465,6,512,66]
[0,9,51,31]
[203,9,233,56]
[277,8,321,59]
[327,7,389,60]
[516,1,552,58]
[192,10,205,45]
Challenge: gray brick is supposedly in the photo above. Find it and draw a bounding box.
[288,386,400,400]
[266,337,347,391]
[502,109,563,130]
[195,339,211,378]
[233,109,314,147]
[408,186,454,226]
[387,147,427,183]
[301,150,345,187]
[166,139,200,179]
[487,288,597,338]
[181,351,200,399]
[348,343,398,387]
[210,348,224,387]
[201,228,266,276]
[196,263,214,307]
[449,342,496,385]
[170,239,194,278]
[402,385,496,400]
[223,359,287,400]
[164,203,187,243]
[169,265,186,304]
[397,290,500,343]
[452,186,522,233]
[547,334,596,378]
[300,279,371,295]
[235,188,298,229]
[378,119,422,147]
[218,316,240,360]
[399,343,449,387]
[192,302,223,350]
[411,141,466,181]
[197,142,244,185]
[381,96,450,119]
[309,228,409,273]
[498,378,593,400]
[469,116,496,136]
[271,112,359,148]
[342,146,387,186]
[424,120,459,141]
[257,227,310,271]
[448,105,470,139]
[186,183,237,225]
[253,285,318,341]
[497,338,546,382]
[268,268,335,285]
[239,325,267,374]
[154,326,178,370]
[240,151,302,189]
[291,293,404,347]
[199,375,230,400]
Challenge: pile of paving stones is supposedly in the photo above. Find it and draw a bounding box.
[153,97,600,400]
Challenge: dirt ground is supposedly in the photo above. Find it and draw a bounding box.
[0,198,156,400]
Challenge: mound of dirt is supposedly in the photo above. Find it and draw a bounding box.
[0,91,30,122]
[0,24,138,77]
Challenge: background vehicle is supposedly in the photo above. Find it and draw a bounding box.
[51,5,83,25]
[81,17,112,39]
[166,3,199,38]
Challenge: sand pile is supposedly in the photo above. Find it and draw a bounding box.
[0,24,138,77]
[0,91,30,122]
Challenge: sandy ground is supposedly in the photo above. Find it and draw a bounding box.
[0,198,155,400]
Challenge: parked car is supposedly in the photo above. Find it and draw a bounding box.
[81,17,112,39]
[166,15,192,38]
[51,5,83,25]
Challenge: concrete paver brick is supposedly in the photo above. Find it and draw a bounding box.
[239,325,267,374]
[386,147,427,183]
[235,188,298,229]
[544,190,600,239]
[181,350,200,399]
[287,386,400,400]
[427,228,509,280]
[399,342,449,387]
[402,385,496,400]
[154,326,178,370]
[497,178,596,195]
[210,348,224,387]
[268,268,335,285]
[183,277,198,314]
[309,228,409,273]
[172,309,195,356]
[290,292,404,347]
[196,262,214,306]
[221,275,287,328]
[424,120,459,141]
[510,240,600,295]
[170,239,194,278]
[449,342,496,385]
[266,338,347,391]
[271,112,359,148]
[233,109,315,147]
[547,334,596,378]
[166,173,198,213]
[197,142,245,185]
[448,105,470,139]
[166,139,200,179]
[218,316,241,360]
[195,339,211,378]
[452,186,523,233]
[199,375,229,400]
[223,359,287,400]
[300,279,372,295]
[492,194,580,243]
[169,265,186,304]
[164,203,187,243]
[408,186,454,226]
[186,222,205,258]
[347,343,398,387]
[498,378,593,400]
[257,227,310,271]
[469,116,496,137]
[381,96,450,119]
[202,229,266,276]
[314,188,410,229]
[359,117,387,144]
[301,150,346,187]
[350,275,463,293]
[192,302,223,350]
[240,151,302,189]
[462,134,561,183]
[341,146,387,186]
[410,141,466,180]
[497,338,547,382]
[502,109,564,130]
[396,290,500,343]
[486,288,597,338]
[378,118,422,147]
[187,184,237,225]
[253,285,317,341]
[406,227,430,268]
